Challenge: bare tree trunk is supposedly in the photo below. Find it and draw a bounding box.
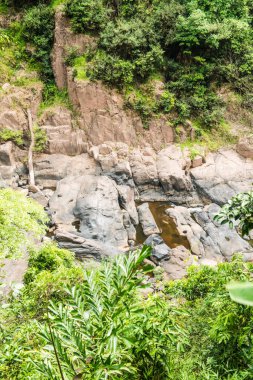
[27,108,35,187]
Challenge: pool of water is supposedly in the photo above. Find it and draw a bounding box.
[136,202,190,249]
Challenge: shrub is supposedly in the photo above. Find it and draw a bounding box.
[65,0,110,33]
[0,128,23,146]
[0,188,48,258]
[23,4,55,81]
[33,125,47,152]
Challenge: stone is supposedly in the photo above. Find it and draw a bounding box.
[191,155,203,168]
[137,203,160,236]
[191,150,253,205]
[0,142,15,166]
[236,137,253,159]
[129,148,158,187]
[166,203,253,262]
[161,246,197,280]
[157,145,192,193]
[117,185,139,225]
[50,175,130,252]
[34,153,100,189]
[55,229,116,260]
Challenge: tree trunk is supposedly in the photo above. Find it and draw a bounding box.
[27,108,35,187]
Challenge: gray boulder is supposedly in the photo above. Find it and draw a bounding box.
[137,203,160,236]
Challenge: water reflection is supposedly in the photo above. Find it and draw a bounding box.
[136,202,190,249]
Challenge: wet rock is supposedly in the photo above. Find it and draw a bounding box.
[137,203,160,236]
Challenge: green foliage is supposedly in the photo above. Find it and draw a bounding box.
[23,4,55,81]
[33,125,47,152]
[165,257,253,379]
[34,247,187,379]
[0,188,48,259]
[65,0,110,33]
[39,83,72,113]
[214,191,253,236]
[228,282,253,306]
[0,128,23,146]
[65,0,253,129]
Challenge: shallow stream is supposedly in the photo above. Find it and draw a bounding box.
[136,202,190,249]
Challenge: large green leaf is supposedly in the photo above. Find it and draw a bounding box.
[227,282,253,306]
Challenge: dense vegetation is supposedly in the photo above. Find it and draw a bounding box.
[64,0,253,129]
[0,189,253,379]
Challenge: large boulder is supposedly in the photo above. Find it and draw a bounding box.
[191,150,253,205]
[50,175,133,255]
[236,137,253,159]
[157,145,192,193]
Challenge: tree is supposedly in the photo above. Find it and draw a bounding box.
[0,188,48,258]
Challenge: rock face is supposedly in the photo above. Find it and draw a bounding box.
[39,106,87,156]
[34,153,100,189]
[191,150,253,205]
[166,204,253,262]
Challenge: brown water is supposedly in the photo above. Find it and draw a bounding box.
[136,202,190,249]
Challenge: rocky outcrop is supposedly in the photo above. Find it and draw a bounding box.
[144,234,196,280]
[49,174,136,254]
[39,106,87,156]
[166,203,253,262]
[191,150,253,205]
[34,153,100,189]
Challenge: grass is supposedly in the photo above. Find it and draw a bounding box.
[38,83,72,116]
[73,55,88,81]
[179,120,237,153]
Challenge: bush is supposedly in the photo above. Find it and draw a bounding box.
[23,4,55,81]
[0,128,23,146]
[65,0,110,33]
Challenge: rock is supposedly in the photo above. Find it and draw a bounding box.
[34,153,100,189]
[137,203,160,236]
[50,175,130,252]
[29,191,49,208]
[143,234,172,265]
[166,203,253,262]
[236,137,253,159]
[161,246,197,280]
[0,142,15,166]
[191,150,253,205]
[191,155,203,168]
[117,184,139,225]
[55,229,115,260]
[157,145,192,193]
[129,147,158,187]
[73,175,128,249]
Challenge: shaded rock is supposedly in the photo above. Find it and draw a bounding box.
[191,150,253,205]
[74,175,128,249]
[137,203,160,236]
[0,142,15,166]
[117,184,138,225]
[55,229,115,260]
